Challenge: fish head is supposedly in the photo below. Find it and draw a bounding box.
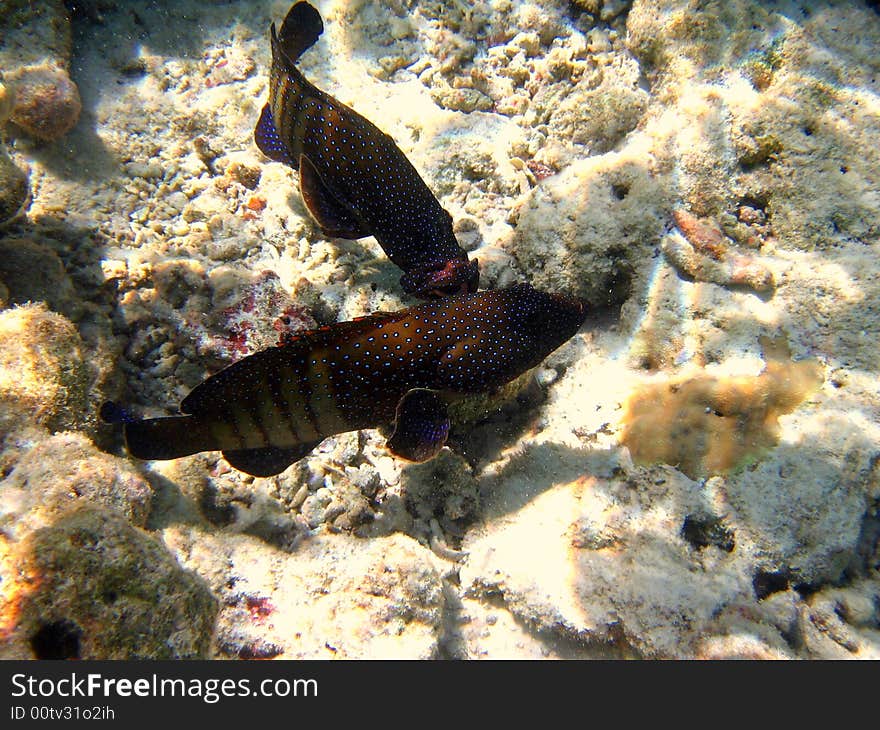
[401,257,480,299]
[505,284,588,357]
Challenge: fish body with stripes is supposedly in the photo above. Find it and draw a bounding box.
[254,1,479,299]
[115,285,586,477]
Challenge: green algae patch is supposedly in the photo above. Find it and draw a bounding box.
[620,339,824,479]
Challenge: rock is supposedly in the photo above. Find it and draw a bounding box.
[5,64,82,141]
[0,81,13,123]
[0,303,94,438]
[0,1,73,70]
[460,456,789,658]
[0,237,74,313]
[0,507,217,659]
[503,144,673,306]
[401,449,479,526]
[162,526,445,659]
[626,0,880,247]
[0,148,28,224]
[723,438,878,587]
[0,1,80,140]
[544,53,648,155]
[0,430,153,542]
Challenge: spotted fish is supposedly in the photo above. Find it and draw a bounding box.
[115,285,586,477]
[254,1,479,298]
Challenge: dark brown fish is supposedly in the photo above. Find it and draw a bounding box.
[254,1,479,298]
[116,285,586,476]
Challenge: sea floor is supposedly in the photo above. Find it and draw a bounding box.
[1,0,879,658]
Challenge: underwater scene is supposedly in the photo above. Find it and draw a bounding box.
[0,0,878,660]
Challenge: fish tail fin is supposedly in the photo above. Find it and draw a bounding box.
[123,415,218,462]
[274,1,324,67]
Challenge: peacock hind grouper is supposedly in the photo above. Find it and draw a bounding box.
[113,285,587,477]
[254,1,479,299]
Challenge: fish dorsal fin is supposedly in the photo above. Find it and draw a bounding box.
[222,441,320,477]
[278,310,403,347]
[273,1,324,67]
[386,389,450,462]
[182,313,409,414]
[181,345,299,416]
[299,154,369,239]
[254,105,295,165]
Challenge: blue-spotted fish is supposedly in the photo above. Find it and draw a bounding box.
[113,285,586,476]
[254,1,479,298]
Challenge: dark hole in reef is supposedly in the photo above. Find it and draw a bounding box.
[102,590,118,604]
[611,183,629,200]
[681,514,735,552]
[840,165,848,174]
[30,619,82,660]
[753,569,790,600]
[793,581,820,599]
[200,482,237,526]
[739,193,768,212]
[802,125,814,137]
[855,497,880,572]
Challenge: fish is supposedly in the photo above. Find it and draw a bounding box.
[254,1,479,299]
[112,284,586,477]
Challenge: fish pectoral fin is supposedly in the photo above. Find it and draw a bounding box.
[255,105,296,166]
[222,441,319,477]
[386,389,450,463]
[299,154,369,239]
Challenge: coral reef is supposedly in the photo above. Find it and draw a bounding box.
[504,147,673,306]
[0,80,13,123]
[662,209,775,293]
[1,507,217,659]
[0,430,153,541]
[0,237,74,312]
[163,526,445,659]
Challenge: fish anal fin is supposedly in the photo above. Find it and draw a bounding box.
[222,441,319,477]
[386,389,449,463]
[255,105,296,166]
[299,154,368,239]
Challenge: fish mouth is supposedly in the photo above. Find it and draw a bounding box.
[402,258,480,299]
[549,291,588,318]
